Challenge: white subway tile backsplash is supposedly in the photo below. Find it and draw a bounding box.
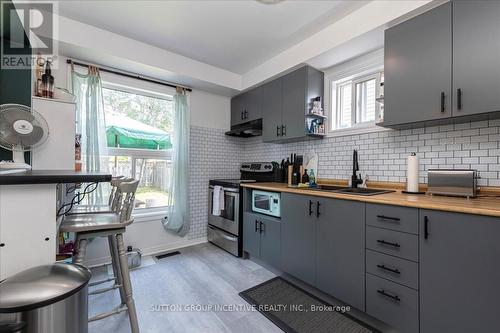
[243,120,500,186]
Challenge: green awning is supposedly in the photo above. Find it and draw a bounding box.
[106,113,172,150]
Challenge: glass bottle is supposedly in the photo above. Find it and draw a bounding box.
[42,60,54,98]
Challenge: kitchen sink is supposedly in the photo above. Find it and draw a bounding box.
[303,185,394,196]
[336,188,394,196]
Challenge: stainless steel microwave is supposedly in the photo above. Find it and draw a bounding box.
[251,190,281,217]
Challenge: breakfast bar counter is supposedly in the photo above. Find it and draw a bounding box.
[0,170,112,280]
[0,170,112,185]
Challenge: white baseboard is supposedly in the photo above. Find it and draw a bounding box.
[84,237,208,268]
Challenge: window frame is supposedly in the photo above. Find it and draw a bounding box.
[101,81,174,214]
[331,71,382,134]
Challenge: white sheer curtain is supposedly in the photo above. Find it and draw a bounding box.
[71,66,109,204]
[162,89,190,235]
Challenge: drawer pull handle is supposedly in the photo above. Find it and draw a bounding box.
[377,289,401,302]
[377,264,401,275]
[0,243,5,247]
[377,239,401,248]
[376,215,400,222]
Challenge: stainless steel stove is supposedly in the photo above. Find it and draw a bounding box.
[208,163,275,257]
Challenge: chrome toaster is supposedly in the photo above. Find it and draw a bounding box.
[427,169,478,198]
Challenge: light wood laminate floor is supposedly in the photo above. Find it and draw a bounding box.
[89,242,282,333]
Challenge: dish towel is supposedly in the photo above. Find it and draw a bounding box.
[212,185,225,216]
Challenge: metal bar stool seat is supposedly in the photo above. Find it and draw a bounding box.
[59,179,140,333]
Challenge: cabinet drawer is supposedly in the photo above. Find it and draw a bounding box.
[366,204,418,234]
[366,274,419,333]
[366,226,418,262]
[366,249,418,290]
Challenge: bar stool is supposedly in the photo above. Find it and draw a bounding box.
[59,179,140,333]
[68,176,130,215]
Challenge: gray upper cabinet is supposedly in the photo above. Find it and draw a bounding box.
[230,87,262,127]
[452,0,500,117]
[230,94,247,127]
[384,2,452,126]
[316,199,365,310]
[419,210,500,332]
[247,65,324,142]
[262,79,283,142]
[280,193,316,286]
[383,1,500,127]
[245,86,263,122]
[282,67,308,140]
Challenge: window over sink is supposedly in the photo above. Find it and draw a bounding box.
[331,71,383,133]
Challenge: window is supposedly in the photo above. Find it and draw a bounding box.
[102,86,173,210]
[331,72,383,132]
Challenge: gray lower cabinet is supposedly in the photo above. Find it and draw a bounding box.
[243,212,260,258]
[316,198,365,310]
[420,210,500,332]
[243,212,281,268]
[452,0,500,116]
[280,193,316,286]
[384,2,452,126]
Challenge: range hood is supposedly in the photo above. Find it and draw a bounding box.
[225,119,262,137]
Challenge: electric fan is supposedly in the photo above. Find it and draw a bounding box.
[0,104,49,170]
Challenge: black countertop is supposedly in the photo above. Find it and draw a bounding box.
[0,170,112,185]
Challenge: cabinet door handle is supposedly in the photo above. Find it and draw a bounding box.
[457,88,462,110]
[377,264,401,275]
[377,289,401,302]
[424,216,429,239]
[377,239,401,248]
[316,201,321,218]
[259,221,264,234]
[308,200,313,216]
[244,110,248,119]
[255,220,259,232]
[281,125,286,136]
[276,125,281,137]
[376,215,400,222]
[0,243,5,247]
[440,92,445,113]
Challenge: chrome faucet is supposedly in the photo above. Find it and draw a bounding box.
[351,149,363,188]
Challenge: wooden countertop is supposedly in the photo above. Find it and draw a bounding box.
[241,182,500,218]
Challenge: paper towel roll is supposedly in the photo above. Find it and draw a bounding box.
[406,153,419,193]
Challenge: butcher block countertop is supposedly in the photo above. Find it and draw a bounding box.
[241,182,500,218]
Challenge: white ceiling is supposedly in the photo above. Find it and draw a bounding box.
[58,0,367,74]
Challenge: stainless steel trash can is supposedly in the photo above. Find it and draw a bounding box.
[0,263,91,333]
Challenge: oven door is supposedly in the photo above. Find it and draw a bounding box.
[208,186,240,236]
